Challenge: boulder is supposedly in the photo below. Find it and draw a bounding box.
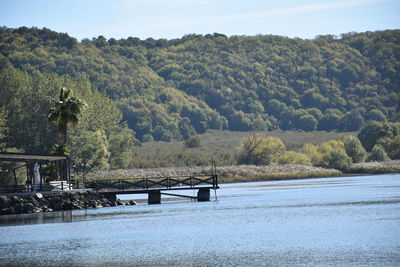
[24,196,39,207]
[14,203,23,213]
[10,196,22,205]
[0,196,10,208]
[34,208,43,213]
[39,198,49,206]
[71,203,83,210]
[62,200,74,210]
[105,194,117,203]
[23,203,35,213]
[0,208,11,215]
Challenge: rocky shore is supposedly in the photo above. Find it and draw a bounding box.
[0,191,136,215]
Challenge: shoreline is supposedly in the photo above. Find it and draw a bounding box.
[0,191,135,216]
[81,161,400,183]
[1,161,398,216]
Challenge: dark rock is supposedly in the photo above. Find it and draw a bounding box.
[9,207,15,214]
[116,200,125,206]
[0,208,11,215]
[10,196,22,205]
[14,203,23,213]
[49,196,61,204]
[24,196,40,207]
[23,203,35,213]
[62,200,74,210]
[39,198,49,206]
[71,203,83,210]
[0,196,10,208]
[50,200,63,211]
[100,198,110,205]
[105,194,117,202]
[129,200,137,205]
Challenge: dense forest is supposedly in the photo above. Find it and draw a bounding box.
[0,27,399,174]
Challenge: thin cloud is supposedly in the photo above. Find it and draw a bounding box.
[153,0,394,30]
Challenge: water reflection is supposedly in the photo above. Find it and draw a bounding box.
[0,207,163,226]
[0,210,73,226]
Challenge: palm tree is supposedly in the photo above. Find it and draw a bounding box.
[48,87,86,147]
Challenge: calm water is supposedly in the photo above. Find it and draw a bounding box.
[1,174,400,266]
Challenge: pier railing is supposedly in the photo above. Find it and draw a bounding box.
[82,175,218,192]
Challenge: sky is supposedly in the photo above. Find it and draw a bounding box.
[0,0,399,41]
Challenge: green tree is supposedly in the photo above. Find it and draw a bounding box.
[312,140,352,171]
[185,135,201,148]
[108,125,136,169]
[377,134,400,160]
[302,143,324,166]
[0,109,7,151]
[358,121,400,151]
[69,129,110,172]
[367,144,390,162]
[48,87,87,147]
[368,109,387,122]
[342,135,367,163]
[328,149,352,171]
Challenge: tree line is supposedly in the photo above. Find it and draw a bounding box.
[238,121,400,171]
[0,27,399,143]
[0,64,136,184]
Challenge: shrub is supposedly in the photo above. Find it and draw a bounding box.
[278,151,312,165]
[328,149,352,171]
[377,134,400,160]
[367,145,390,162]
[303,139,352,171]
[184,136,201,148]
[302,143,323,166]
[342,135,366,163]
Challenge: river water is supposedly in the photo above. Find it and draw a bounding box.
[0,174,399,266]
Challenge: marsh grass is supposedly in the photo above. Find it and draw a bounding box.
[128,130,344,168]
[349,160,400,174]
[80,164,341,183]
[76,130,398,183]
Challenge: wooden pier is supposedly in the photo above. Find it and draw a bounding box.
[82,175,219,204]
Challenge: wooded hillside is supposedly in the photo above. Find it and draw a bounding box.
[0,27,399,144]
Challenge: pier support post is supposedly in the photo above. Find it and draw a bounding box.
[148,191,161,204]
[197,188,210,202]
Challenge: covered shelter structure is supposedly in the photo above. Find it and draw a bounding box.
[0,152,71,193]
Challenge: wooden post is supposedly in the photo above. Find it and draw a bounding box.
[197,188,210,202]
[148,191,161,204]
[13,169,17,186]
[67,157,71,190]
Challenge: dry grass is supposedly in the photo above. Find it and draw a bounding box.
[128,129,346,168]
[349,160,400,174]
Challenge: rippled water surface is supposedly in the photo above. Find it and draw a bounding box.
[1,174,400,266]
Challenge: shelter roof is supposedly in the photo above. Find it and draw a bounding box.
[0,152,67,162]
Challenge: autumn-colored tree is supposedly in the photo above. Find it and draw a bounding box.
[238,133,285,165]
